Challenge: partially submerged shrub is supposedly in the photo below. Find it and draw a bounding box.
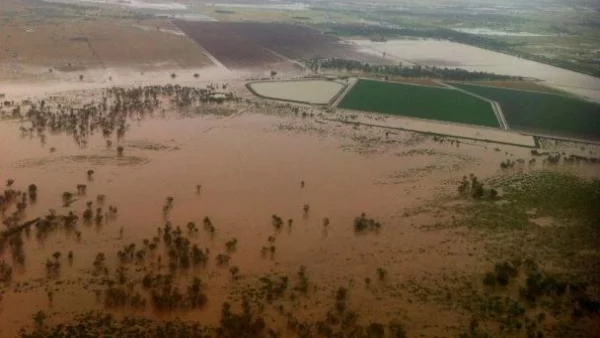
[354,213,382,233]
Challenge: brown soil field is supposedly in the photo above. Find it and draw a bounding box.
[173,21,298,71]
[172,21,386,70]
[1,80,599,337]
[0,19,213,76]
[220,22,384,62]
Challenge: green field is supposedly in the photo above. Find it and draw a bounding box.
[452,83,600,139]
[337,79,499,127]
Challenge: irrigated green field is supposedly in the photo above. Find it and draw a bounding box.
[452,83,600,140]
[338,79,499,127]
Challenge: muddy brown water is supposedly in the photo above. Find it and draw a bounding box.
[1,107,597,336]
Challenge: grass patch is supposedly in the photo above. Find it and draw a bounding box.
[430,171,600,277]
[450,171,600,231]
[338,79,499,127]
[498,171,600,226]
[451,83,600,139]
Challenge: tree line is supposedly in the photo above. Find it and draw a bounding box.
[309,57,522,81]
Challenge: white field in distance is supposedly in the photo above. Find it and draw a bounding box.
[353,39,600,103]
[249,80,345,104]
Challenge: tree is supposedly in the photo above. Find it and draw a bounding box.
[229,266,240,280]
[377,267,387,281]
[303,204,310,214]
[33,310,47,331]
[272,214,284,229]
[367,323,385,338]
[458,176,469,195]
[117,146,124,156]
[28,184,38,201]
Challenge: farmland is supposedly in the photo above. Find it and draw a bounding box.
[172,21,385,70]
[0,19,212,74]
[2,0,600,336]
[452,83,600,140]
[247,79,346,104]
[218,22,381,62]
[338,79,500,128]
[173,21,294,70]
[462,80,562,94]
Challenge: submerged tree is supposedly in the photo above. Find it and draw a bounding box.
[272,214,284,229]
[353,213,381,233]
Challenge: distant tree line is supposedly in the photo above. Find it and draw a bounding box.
[323,24,509,49]
[309,57,522,81]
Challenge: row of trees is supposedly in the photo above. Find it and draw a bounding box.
[324,24,508,51]
[309,57,521,81]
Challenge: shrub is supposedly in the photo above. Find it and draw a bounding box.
[483,272,497,287]
[354,213,382,232]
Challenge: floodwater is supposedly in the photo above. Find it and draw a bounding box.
[0,98,503,335]
[1,91,598,336]
[44,0,188,10]
[211,3,310,11]
[353,39,600,103]
[0,65,242,97]
[452,28,552,37]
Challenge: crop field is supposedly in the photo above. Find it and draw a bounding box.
[338,79,499,127]
[173,21,293,70]
[2,0,600,336]
[461,80,562,94]
[248,79,346,104]
[220,22,381,62]
[172,21,385,70]
[0,19,212,72]
[452,83,600,140]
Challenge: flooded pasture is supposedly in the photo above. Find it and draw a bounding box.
[1,83,599,337]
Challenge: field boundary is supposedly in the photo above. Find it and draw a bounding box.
[447,81,578,99]
[513,129,600,146]
[337,78,501,128]
[441,81,507,129]
[325,111,536,147]
[363,77,451,89]
[183,40,230,72]
[263,47,308,71]
[330,77,357,107]
[246,78,348,106]
[451,82,600,140]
